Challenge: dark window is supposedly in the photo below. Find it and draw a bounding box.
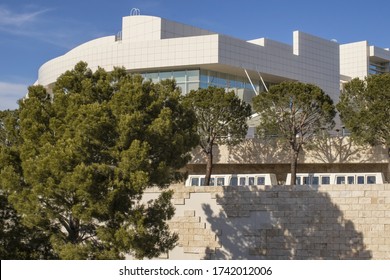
[230,177,238,186]
[257,177,265,185]
[336,176,345,184]
[321,176,330,184]
[367,176,376,184]
[191,178,199,186]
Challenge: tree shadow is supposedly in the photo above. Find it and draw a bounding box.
[202,185,372,259]
[305,134,385,164]
[190,146,222,164]
[227,138,290,164]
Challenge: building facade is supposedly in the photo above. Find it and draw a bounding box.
[38,14,342,105]
[340,41,390,82]
[38,13,390,103]
[38,13,390,107]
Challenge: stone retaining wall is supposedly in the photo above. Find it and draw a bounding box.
[143,184,390,259]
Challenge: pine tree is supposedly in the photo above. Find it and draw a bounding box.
[337,74,390,180]
[253,81,336,185]
[183,87,251,186]
[0,62,198,259]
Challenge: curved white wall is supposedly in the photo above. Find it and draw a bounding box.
[38,15,340,101]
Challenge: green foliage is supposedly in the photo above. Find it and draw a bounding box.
[0,191,56,259]
[337,74,390,181]
[183,86,251,185]
[337,74,390,148]
[0,62,198,259]
[0,110,56,259]
[253,81,336,184]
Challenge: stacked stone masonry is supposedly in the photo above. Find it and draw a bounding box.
[143,184,390,259]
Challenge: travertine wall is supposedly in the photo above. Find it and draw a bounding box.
[188,138,390,182]
[143,183,390,260]
[189,138,389,165]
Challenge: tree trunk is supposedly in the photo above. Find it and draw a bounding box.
[290,148,299,185]
[387,146,390,183]
[204,151,213,186]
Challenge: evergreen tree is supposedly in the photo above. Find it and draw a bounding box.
[1,110,56,259]
[0,62,198,259]
[337,74,390,180]
[253,81,336,185]
[183,87,251,186]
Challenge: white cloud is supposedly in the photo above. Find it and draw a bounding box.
[0,82,27,110]
[0,6,49,27]
[0,5,103,49]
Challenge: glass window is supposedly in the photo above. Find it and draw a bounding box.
[295,177,301,185]
[173,71,186,82]
[191,178,199,186]
[230,177,238,186]
[144,72,158,82]
[239,177,246,186]
[347,176,355,184]
[209,178,215,186]
[200,82,209,89]
[303,176,310,185]
[217,178,225,186]
[186,70,199,81]
[200,74,209,83]
[321,176,330,184]
[257,177,265,185]
[159,71,172,80]
[187,82,199,92]
[336,176,345,184]
[367,176,376,184]
[312,176,319,185]
[236,80,244,89]
[357,176,364,184]
[200,178,205,186]
[176,83,185,94]
[248,177,255,185]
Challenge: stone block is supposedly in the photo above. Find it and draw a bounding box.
[173,198,185,205]
[344,210,359,218]
[358,197,372,204]
[364,191,378,197]
[249,248,267,256]
[371,237,385,245]
[359,210,372,218]
[184,210,196,217]
[372,211,385,218]
[378,191,390,197]
[345,197,359,204]
[351,191,365,197]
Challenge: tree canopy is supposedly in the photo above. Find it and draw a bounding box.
[253,81,336,185]
[0,62,198,259]
[183,87,251,186]
[1,110,55,259]
[337,73,390,180]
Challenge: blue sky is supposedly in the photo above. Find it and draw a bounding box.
[1,0,389,110]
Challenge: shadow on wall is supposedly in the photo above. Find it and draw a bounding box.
[202,185,372,260]
[190,137,387,165]
[190,146,222,164]
[305,135,382,164]
[228,138,290,164]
